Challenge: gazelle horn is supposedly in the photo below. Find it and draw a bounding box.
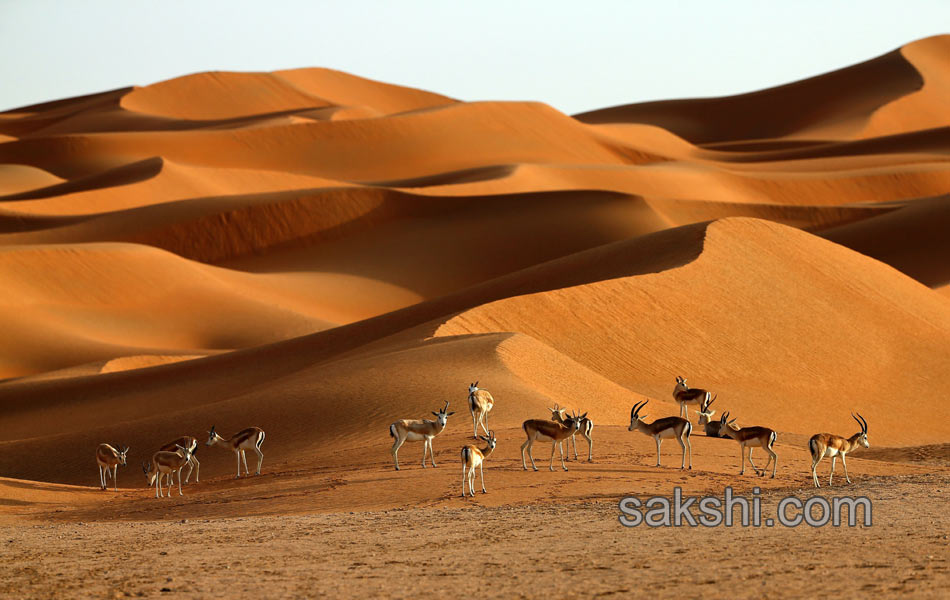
[852,412,868,433]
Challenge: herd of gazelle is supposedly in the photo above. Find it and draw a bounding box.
[97,376,871,496]
[95,426,266,497]
[388,377,870,496]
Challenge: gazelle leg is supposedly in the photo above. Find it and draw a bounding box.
[684,433,693,470]
[829,456,837,485]
[761,452,773,478]
[472,411,478,439]
[391,436,405,470]
[479,413,491,438]
[584,431,593,462]
[655,438,663,467]
[571,434,578,461]
[253,447,264,475]
[768,447,777,478]
[98,466,104,490]
[811,455,822,488]
[461,464,467,498]
[521,439,534,471]
[177,469,183,496]
[549,441,557,471]
[480,462,487,493]
[430,440,438,468]
[739,444,746,475]
[242,450,251,476]
[841,454,851,484]
[421,439,429,468]
[191,455,200,483]
[559,440,568,471]
[676,435,687,470]
[235,451,242,478]
[747,447,762,475]
[112,464,118,491]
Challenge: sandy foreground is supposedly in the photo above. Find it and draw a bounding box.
[2,426,949,599]
[1,473,948,599]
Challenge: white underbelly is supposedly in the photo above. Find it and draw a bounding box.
[823,447,839,457]
[657,428,680,439]
[404,432,427,442]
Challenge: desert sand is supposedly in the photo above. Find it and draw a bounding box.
[0,35,949,598]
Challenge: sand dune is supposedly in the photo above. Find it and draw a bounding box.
[574,37,950,144]
[0,35,948,535]
[436,219,950,446]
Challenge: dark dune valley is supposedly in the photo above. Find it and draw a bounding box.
[1,34,949,599]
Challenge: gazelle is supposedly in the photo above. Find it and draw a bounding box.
[719,411,777,478]
[550,404,594,462]
[96,443,129,491]
[673,376,712,422]
[144,444,194,498]
[627,400,693,470]
[809,413,869,488]
[206,426,266,478]
[694,393,717,425]
[389,401,455,470]
[521,410,585,472]
[142,436,200,487]
[467,381,494,439]
[461,430,497,497]
[696,397,738,438]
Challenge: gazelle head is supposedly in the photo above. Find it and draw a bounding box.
[548,403,567,422]
[852,412,870,448]
[695,394,718,425]
[468,381,479,396]
[567,410,586,432]
[628,400,650,430]
[206,426,225,447]
[674,376,688,392]
[432,401,455,426]
[116,446,129,465]
[142,461,156,486]
[479,430,497,451]
[719,412,739,438]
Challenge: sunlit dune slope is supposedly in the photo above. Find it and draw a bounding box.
[0,217,947,486]
[436,219,950,446]
[120,69,456,120]
[0,243,355,378]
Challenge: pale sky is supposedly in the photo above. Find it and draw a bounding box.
[1,1,948,114]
